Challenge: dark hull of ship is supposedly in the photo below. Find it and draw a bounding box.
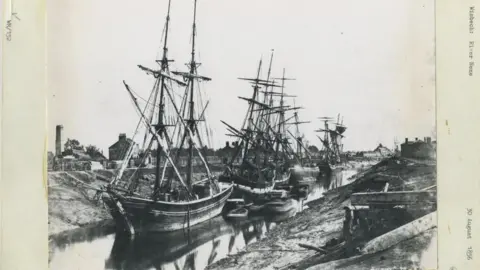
[218,172,290,189]
[102,185,234,234]
[264,198,297,214]
[289,166,320,186]
[317,162,333,177]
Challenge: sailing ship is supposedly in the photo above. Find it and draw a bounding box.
[218,51,293,195]
[315,114,347,175]
[286,100,323,186]
[102,0,233,234]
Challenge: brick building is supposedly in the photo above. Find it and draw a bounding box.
[108,133,139,161]
[400,137,436,160]
[216,141,242,164]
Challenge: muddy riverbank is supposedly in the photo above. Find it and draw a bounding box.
[48,159,386,269]
[206,157,437,270]
[48,171,111,236]
[47,159,376,237]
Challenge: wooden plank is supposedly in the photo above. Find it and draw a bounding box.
[383,182,390,192]
[350,191,436,206]
[421,184,436,191]
[361,211,437,254]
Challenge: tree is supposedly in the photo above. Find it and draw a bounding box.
[200,146,215,156]
[47,152,55,167]
[85,145,103,158]
[65,138,84,151]
[307,145,319,153]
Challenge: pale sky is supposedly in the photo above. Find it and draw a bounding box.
[47,0,435,154]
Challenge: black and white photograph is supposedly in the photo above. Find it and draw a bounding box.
[46,0,437,269]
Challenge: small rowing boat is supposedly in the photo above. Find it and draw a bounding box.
[226,208,249,220]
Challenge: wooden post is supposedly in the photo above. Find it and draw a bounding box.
[342,207,353,241]
[342,206,355,256]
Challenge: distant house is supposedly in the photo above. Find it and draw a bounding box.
[109,133,139,161]
[362,151,381,158]
[373,144,393,156]
[401,137,436,160]
[216,141,242,164]
[362,144,393,159]
[71,149,93,160]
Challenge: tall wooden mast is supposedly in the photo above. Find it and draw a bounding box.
[259,50,275,132]
[293,101,302,158]
[186,0,199,189]
[272,69,295,162]
[154,0,173,194]
[243,59,263,160]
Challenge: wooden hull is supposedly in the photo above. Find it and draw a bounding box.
[264,198,297,214]
[248,203,265,215]
[219,174,272,189]
[220,171,291,197]
[219,171,290,189]
[264,207,297,222]
[274,171,291,186]
[290,185,309,200]
[318,161,348,176]
[102,185,234,233]
[318,162,333,177]
[234,181,275,195]
[226,208,249,220]
[289,166,320,186]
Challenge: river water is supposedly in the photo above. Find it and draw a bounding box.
[49,168,359,270]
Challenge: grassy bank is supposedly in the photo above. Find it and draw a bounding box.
[206,157,436,270]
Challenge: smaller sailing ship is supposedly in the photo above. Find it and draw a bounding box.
[101,0,233,235]
[218,51,292,196]
[315,114,347,176]
[266,70,320,187]
[287,104,321,186]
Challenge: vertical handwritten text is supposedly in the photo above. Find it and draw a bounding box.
[5,12,20,41]
[469,7,475,76]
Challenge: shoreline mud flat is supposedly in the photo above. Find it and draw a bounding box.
[48,171,112,236]
[46,157,436,269]
[46,159,376,238]
[206,157,437,270]
[47,168,225,237]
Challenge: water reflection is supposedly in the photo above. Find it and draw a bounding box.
[303,168,353,204]
[49,169,357,270]
[105,215,234,270]
[105,211,294,270]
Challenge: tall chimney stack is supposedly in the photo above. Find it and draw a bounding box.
[55,125,63,156]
